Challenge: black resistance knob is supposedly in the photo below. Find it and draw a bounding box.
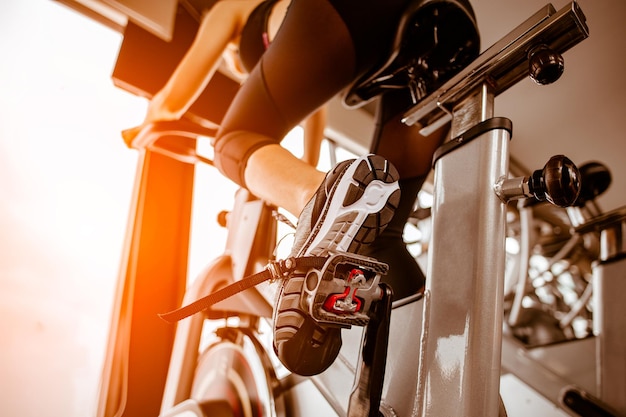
[529,155,581,207]
[528,44,565,85]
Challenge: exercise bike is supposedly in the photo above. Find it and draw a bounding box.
[113,1,606,416]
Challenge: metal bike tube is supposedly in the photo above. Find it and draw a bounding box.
[594,258,626,416]
[416,84,509,416]
[578,208,626,415]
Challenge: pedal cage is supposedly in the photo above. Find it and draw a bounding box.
[302,252,388,328]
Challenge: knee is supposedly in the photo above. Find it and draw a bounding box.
[213,130,276,188]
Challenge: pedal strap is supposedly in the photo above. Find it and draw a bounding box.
[158,256,327,323]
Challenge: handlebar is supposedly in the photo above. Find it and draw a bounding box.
[122,119,218,165]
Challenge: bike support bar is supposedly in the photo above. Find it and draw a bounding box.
[416,88,509,416]
[402,3,589,416]
[576,208,626,416]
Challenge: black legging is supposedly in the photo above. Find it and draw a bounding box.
[214,0,427,186]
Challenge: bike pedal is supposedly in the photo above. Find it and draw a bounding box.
[301,252,388,327]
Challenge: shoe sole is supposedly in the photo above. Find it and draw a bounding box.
[273,154,400,376]
[301,154,401,257]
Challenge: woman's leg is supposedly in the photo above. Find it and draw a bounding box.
[213,0,412,376]
[213,0,440,376]
[214,0,419,213]
[214,0,358,216]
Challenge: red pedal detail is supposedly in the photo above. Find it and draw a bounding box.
[323,269,365,314]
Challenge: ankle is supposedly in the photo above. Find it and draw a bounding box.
[296,172,325,216]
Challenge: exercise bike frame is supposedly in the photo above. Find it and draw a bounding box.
[167,3,589,416]
[105,2,599,417]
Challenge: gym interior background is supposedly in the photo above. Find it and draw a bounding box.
[0,0,624,416]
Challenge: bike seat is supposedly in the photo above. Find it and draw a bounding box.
[343,0,480,109]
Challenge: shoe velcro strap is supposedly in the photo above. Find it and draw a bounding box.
[158,256,327,323]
